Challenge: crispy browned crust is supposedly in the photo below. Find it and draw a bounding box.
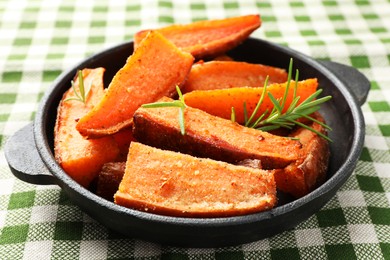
[96,162,126,201]
[274,112,330,198]
[133,97,301,169]
[114,142,276,217]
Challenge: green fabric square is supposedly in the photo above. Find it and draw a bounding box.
[369,101,390,112]
[256,2,271,8]
[224,2,239,9]
[93,6,108,12]
[300,30,317,36]
[0,98,12,111]
[13,37,32,46]
[270,248,300,260]
[325,244,356,259]
[159,1,173,8]
[20,21,36,29]
[350,55,370,68]
[359,147,372,161]
[295,15,310,22]
[371,27,387,33]
[8,54,27,60]
[54,221,83,240]
[47,53,65,59]
[159,16,174,24]
[355,0,370,5]
[43,70,62,82]
[317,208,347,227]
[125,20,141,26]
[262,16,277,22]
[380,243,390,260]
[344,39,361,45]
[368,207,390,225]
[88,36,105,44]
[126,4,141,11]
[265,31,282,38]
[215,251,244,259]
[190,3,206,10]
[8,191,35,209]
[91,20,106,27]
[335,29,352,35]
[55,21,71,28]
[308,40,325,46]
[363,14,379,20]
[0,225,29,244]
[2,71,22,82]
[357,175,384,192]
[51,37,69,45]
[59,6,74,12]
[290,2,304,7]
[323,1,338,6]
[329,14,345,21]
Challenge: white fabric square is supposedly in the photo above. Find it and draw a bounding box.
[242,239,270,251]
[79,240,108,260]
[364,135,389,150]
[337,190,366,207]
[0,178,15,196]
[295,228,324,247]
[30,205,58,224]
[0,210,6,227]
[348,224,379,244]
[373,163,390,178]
[22,241,53,260]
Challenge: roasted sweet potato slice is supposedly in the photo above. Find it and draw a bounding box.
[274,112,330,198]
[76,31,194,138]
[183,79,318,124]
[134,14,261,60]
[114,142,277,217]
[96,162,126,201]
[182,61,288,93]
[54,68,120,188]
[133,97,301,169]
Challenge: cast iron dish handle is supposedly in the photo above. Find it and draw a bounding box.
[5,123,57,185]
[4,61,370,186]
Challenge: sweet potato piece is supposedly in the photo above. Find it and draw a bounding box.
[133,97,301,169]
[96,162,126,201]
[114,142,277,217]
[274,112,330,198]
[182,61,288,93]
[134,14,261,60]
[183,79,318,124]
[76,31,194,138]
[54,68,120,188]
[112,127,136,161]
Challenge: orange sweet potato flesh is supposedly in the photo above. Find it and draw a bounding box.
[274,112,330,198]
[182,61,288,93]
[133,97,302,169]
[76,31,194,138]
[183,78,318,124]
[114,142,277,217]
[134,14,261,60]
[54,68,120,188]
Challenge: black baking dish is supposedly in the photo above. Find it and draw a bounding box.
[5,38,370,247]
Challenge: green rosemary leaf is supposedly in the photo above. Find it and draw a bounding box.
[246,77,269,127]
[243,102,249,124]
[142,100,185,109]
[268,92,282,114]
[178,107,185,135]
[289,118,332,142]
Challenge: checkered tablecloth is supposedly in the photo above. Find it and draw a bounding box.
[1,0,389,259]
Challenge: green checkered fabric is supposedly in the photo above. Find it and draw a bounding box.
[1,0,390,259]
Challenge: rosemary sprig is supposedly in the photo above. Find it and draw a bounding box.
[141,85,187,135]
[64,70,91,104]
[231,58,333,142]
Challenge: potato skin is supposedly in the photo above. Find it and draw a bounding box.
[274,112,330,198]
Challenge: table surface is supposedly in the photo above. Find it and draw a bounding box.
[1,0,389,259]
